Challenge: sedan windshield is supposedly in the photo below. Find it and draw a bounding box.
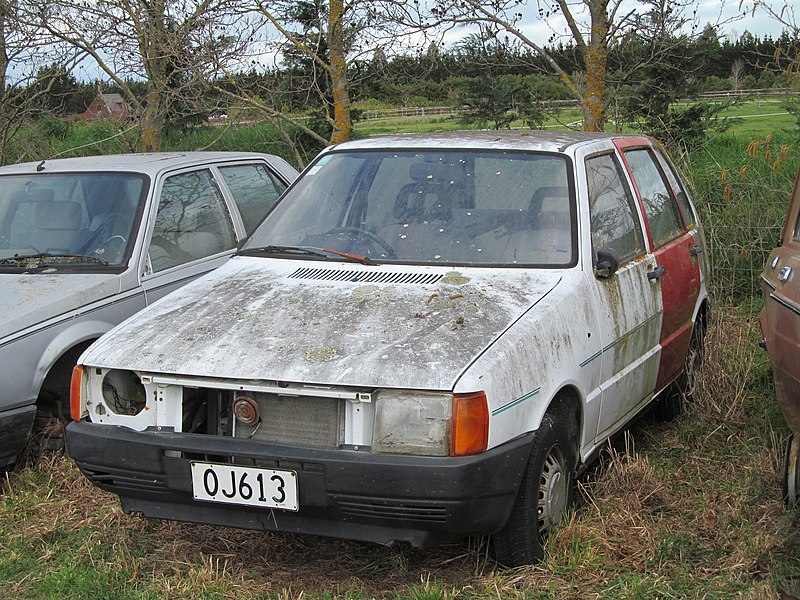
[246,150,575,267]
[0,173,146,268]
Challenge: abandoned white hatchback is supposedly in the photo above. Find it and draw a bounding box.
[67,131,709,565]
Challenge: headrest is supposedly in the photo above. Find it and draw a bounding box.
[529,186,569,213]
[409,162,464,184]
[35,201,82,231]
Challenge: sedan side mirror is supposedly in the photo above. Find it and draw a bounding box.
[595,248,620,279]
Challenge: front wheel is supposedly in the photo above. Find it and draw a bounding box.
[493,413,576,566]
[784,433,800,507]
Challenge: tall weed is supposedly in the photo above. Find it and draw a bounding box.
[687,132,799,299]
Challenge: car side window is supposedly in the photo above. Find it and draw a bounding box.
[653,149,696,228]
[218,163,287,235]
[586,153,646,264]
[148,169,237,272]
[624,149,685,247]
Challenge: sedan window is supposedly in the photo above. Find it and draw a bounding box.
[218,163,287,235]
[586,153,645,263]
[148,170,237,272]
[624,149,685,247]
[0,173,145,267]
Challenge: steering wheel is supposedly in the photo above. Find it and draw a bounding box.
[91,235,127,262]
[325,227,397,258]
[96,235,127,248]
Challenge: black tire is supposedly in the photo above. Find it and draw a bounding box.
[784,433,800,507]
[654,316,706,421]
[493,413,576,566]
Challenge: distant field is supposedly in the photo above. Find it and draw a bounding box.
[354,97,797,138]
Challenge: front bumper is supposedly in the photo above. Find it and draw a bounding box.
[66,421,534,547]
[0,404,36,469]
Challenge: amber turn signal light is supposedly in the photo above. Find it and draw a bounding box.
[70,364,85,421]
[451,391,488,456]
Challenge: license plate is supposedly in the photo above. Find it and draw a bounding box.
[191,462,298,511]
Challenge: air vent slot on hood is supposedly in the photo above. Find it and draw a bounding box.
[288,267,443,285]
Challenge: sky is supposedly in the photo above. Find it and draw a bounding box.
[438,0,787,50]
[62,0,793,82]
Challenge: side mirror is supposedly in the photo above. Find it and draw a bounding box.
[595,248,620,279]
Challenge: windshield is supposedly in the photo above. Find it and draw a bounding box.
[0,172,146,268]
[246,149,574,266]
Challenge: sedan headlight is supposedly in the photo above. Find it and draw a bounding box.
[372,390,488,457]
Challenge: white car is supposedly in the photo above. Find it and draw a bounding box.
[66,132,709,565]
[0,152,297,469]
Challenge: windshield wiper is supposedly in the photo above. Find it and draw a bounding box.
[237,245,331,259]
[0,253,109,266]
[237,245,376,265]
[321,248,375,265]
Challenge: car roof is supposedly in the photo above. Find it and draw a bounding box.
[0,152,283,177]
[327,130,650,154]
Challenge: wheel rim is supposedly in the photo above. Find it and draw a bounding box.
[537,445,568,537]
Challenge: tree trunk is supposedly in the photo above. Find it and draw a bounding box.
[140,86,163,152]
[328,0,351,144]
[583,0,609,132]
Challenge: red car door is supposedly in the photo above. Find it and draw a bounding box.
[614,139,702,391]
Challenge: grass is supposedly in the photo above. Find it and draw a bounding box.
[2,312,799,599]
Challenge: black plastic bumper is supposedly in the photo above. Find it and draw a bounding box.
[65,421,535,547]
[0,404,36,469]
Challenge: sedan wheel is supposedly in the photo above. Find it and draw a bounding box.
[493,413,576,566]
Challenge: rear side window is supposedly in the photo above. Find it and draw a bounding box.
[624,149,685,247]
[218,163,287,235]
[148,170,237,272]
[586,153,645,263]
[653,150,696,228]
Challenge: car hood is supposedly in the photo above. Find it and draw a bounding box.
[84,257,562,390]
[0,273,121,340]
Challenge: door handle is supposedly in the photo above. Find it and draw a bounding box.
[647,265,666,281]
[689,244,703,257]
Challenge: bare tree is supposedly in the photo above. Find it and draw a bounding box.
[25,0,259,151]
[429,0,637,131]
[730,58,746,90]
[0,0,82,164]
[219,0,423,151]
[430,0,733,132]
[754,1,799,72]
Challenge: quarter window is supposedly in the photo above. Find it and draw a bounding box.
[148,170,237,272]
[625,149,685,247]
[586,153,645,263]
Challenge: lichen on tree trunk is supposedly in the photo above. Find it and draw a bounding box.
[328,0,351,144]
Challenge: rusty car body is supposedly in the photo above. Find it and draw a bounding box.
[760,169,800,506]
